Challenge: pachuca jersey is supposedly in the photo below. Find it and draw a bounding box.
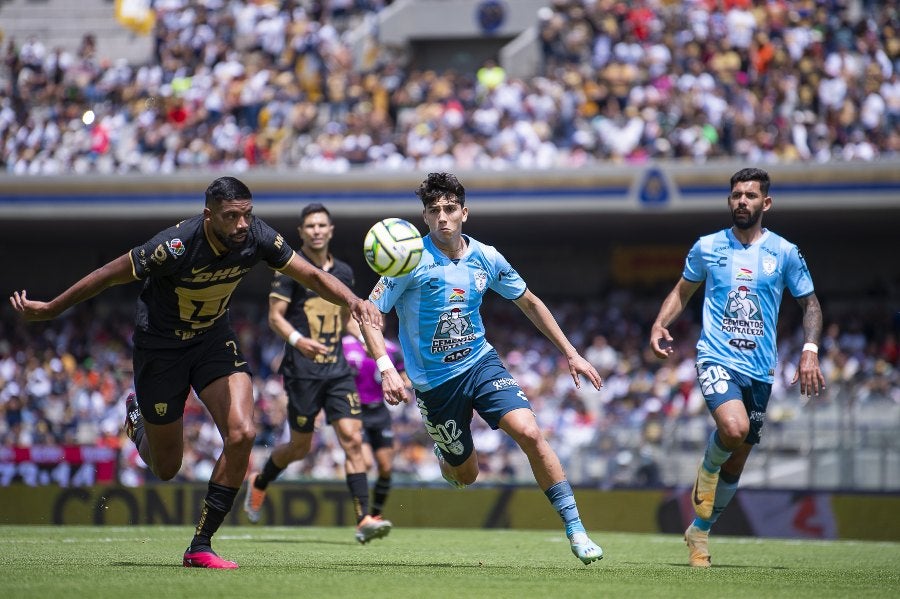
[368,234,527,391]
[683,228,814,383]
[129,214,294,347]
[271,252,354,380]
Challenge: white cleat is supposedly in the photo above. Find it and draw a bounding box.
[569,532,604,565]
[356,514,392,544]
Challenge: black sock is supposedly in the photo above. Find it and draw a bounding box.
[370,475,391,516]
[255,456,285,490]
[346,472,369,523]
[189,482,238,551]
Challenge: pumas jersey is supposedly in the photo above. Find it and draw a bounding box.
[369,234,526,391]
[129,214,294,347]
[271,253,354,380]
[683,228,814,382]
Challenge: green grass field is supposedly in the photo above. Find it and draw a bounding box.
[1,526,898,598]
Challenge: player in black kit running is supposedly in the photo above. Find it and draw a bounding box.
[9,176,383,569]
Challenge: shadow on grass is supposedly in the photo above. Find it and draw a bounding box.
[296,561,594,571]
[659,562,789,569]
[110,562,184,568]
[251,537,352,547]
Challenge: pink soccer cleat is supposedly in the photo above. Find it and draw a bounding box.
[183,549,239,569]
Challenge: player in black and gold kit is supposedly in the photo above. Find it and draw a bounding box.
[9,177,383,569]
[244,203,391,543]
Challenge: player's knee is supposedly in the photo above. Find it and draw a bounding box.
[512,423,544,451]
[339,430,365,453]
[456,467,478,486]
[718,423,748,448]
[347,430,364,448]
[224,423,256,452]
[154,458,183,481]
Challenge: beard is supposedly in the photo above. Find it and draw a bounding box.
[214,229,248,250]
[732,207,761,230]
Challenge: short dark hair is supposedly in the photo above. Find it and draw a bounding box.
[205,176,252,206]
[415,172,466,207]
[730,168,770,196]
[300,202,332,225]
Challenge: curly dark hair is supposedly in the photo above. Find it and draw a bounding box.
[415,172,466,207]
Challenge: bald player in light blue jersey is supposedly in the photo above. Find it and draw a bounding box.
[650,167,826,568]
[360,172,605,565]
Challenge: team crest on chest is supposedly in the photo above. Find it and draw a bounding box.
[474,269,487,293]
[762,256,777,275]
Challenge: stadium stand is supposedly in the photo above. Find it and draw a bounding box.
[0,0,897,174]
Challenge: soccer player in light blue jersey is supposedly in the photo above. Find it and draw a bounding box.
[360,172,605,565]
[649,167,826,567]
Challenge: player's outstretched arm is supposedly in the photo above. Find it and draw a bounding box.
[791,293,826,397]
[10,253,137,321]
[280,253,383,328]
[512,289,602,390]
[650,277,701,359]
[358,311,408,405]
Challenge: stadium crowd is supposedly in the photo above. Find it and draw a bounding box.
[1,288,897,487]
[1,0,899,175]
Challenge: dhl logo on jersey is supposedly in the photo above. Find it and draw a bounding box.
[183,265,252,283]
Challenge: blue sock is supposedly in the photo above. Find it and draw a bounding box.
[709,471,740,523]
[545,480,585,537]
[701,430,732,473]
[692,517,712,531]
[691,471,740,532]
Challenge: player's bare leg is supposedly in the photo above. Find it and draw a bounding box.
[333,418,390,543]
[500,408,603,565]
[370,445,394,518]
[183,373,255,569]
[124,392,184,481]
[688,443,752,567]
[433,445,478,488]
[245,429,313,523]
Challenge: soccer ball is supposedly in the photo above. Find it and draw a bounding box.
[363,218,424,277]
